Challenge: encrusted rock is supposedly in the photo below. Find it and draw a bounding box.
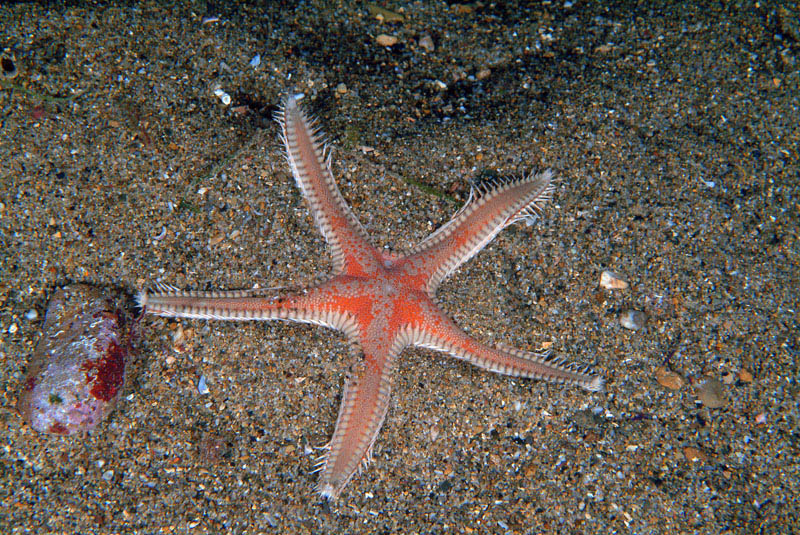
[17,285,136,435]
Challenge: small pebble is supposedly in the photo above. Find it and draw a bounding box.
[619,310,646,330]
[8,323,18,334]
[418,34,434,52]
[697,378,727,408]
[595,44,613,55]
[721,371,736,385]
[600,270,629,290]
[335,83,348,95]
[376,34,398,47]
[655,366,684,390]
[213,88,231,106]
[198,375,210,395]
[738,369,753,383]
[25,309,39,321]
[683,446,707,462]
[249,54,261,68]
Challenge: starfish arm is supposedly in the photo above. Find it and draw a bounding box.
[400,170,555,296]
[315,342,401,500]
[137,284,357,333]
[276,95,381,277]
[409,305,603,392]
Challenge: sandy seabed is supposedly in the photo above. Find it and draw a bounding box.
[1,2,798,534]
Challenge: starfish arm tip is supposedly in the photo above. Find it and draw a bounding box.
[283,91,305,110]
[135,289,148,311]
[317,483,338,501]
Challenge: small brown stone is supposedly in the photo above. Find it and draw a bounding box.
[683,446,707,462]
[738,369,753,383]
[655,366,685,390]
[376,34,398,47]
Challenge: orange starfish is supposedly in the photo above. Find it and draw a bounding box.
[140,94,603,499]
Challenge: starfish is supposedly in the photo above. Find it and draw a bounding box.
[140,94,603,499]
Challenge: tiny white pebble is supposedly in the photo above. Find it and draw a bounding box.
[102,469,114,481]
[249,54,261,68]
[198,375,210,394]
[213,88,231,106]
[25,309,38,320]
[8,323,18,334]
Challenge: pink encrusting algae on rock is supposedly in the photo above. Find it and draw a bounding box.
[17,285,135,436]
